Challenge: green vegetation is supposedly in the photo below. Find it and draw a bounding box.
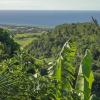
[75,50,94,100]
[0,21,100,99]
[0,28,19,60]
[14,33,42,48]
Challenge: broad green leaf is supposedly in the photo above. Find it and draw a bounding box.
[53,41,77,99]
[55,56,62,82]
[75,64,84,100]
[76,49,94,100]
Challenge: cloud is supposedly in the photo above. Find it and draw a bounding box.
[0,0,99,10]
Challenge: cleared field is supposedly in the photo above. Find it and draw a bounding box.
[14,33,42,48]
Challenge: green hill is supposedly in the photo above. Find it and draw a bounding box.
[27,22,100,97]
[0,22,100,99]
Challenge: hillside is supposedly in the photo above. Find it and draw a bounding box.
[0,22,100,99]
[27,22,100,97]
[28,22,100,59]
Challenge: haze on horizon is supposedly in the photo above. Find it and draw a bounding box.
[0,0,100,10]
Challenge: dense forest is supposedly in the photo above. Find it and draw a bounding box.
[0,20,100,100]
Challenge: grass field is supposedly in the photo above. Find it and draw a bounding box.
[14,33,42,48]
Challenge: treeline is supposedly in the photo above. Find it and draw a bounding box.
[28,22,100,66]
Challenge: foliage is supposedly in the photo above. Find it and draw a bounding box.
[0,22,99,99]
[0,39,94,100]
[0,28,20,60]
[75,50,94,100]
[14,33,40,48]
[51,41,77,100]
[27,22,100,98]
[0,51,47,100]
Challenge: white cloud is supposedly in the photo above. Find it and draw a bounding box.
[0,0,34,10]
[0,0,100,10]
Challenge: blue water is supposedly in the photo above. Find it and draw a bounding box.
[0,10,100,26]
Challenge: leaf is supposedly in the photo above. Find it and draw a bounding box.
[84,71,94,90]
[82,50,92,78]
[53,41,77,99]
[75,64,84,100]
[55,56,62,82]
[75,49,94,100]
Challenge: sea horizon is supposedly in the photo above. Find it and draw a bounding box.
[0,10,100,26]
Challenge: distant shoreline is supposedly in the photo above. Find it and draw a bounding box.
[0,23,53,28]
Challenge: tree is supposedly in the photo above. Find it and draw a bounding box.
[0,28,19,59]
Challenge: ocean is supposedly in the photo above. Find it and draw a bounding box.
[0,10,100,26]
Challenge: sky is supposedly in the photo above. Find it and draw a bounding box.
[0,0,100,10]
